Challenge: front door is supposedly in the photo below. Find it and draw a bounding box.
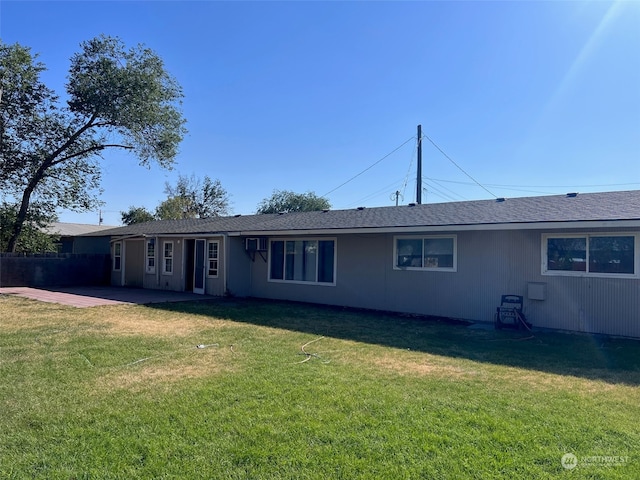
[193,239,206,294]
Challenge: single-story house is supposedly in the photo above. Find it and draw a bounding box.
[44,222,116,254]
[89,190,640,338]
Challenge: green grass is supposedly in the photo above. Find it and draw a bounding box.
[1,295,638,479]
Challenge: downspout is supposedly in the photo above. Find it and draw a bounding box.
[155,236,160,287]
[222,233,229,296]
[121,240,126,286]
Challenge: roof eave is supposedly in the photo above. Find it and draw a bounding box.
[231,219,640,237]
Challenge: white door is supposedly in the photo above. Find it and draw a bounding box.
[193,239,206,294]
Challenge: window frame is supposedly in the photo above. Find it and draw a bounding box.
[268,237,337,286]
[542,233,638,278]
[113,242,122,271]
[207,240,219,278]
[162,241,174,275]
[145,238,156,274]
[393,235,457,272]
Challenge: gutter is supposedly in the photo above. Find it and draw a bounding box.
[229,219,640,237]
[109,234,145,243]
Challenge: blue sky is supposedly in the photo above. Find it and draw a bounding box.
[2,1,639,226]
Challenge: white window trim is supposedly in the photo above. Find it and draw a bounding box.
[113,242,122,271]
[207,240,219,278]
[393,235,457,272]
[146,239,156,274]
[268,237,337,286]
[541,233,639,279]
[163,241,174,275]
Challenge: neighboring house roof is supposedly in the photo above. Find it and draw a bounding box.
[90,190,640,238]
[44,222,119,236]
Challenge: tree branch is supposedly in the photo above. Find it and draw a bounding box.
[49,143,134,166]
[43,113,99,167]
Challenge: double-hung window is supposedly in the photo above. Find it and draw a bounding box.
[269,238,336,285]
[146,239,156,274]
[394,236,457,271]
[543,234,637,277]
[207,241,219,277]
[163,241,174,275]
[113,242,122,271]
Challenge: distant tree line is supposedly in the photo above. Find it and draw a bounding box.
[122,184,331,225]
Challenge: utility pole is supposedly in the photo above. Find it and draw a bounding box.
[394,190,400,206]
[416,124,422,204]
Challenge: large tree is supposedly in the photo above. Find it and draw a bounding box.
[0,35,186,252]
[156,174,229,219]
[256,190,331,214]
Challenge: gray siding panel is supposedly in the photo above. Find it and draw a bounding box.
[205,237,226,297]
[227,237,253,297]
[246,229,640,338]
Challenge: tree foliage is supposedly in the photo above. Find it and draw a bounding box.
[0,35,186,251]
[256,190,331,214]
[121,175,229,223]
[0,202,58,253]
[156,174,229,220]
[120,206,155,225]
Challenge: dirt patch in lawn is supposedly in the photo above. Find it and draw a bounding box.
[368,351,638,401]
[370,352,479,379]
[94,346,238,392]
[0,298,226,339]
[93,307,227,338]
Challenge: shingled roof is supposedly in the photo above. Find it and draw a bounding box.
[90,190,640,237]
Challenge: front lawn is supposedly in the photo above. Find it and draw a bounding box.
[0,295,638,479]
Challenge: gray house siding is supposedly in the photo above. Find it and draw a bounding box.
[226,237,253,297]
[111,236,227,296]
[204,237,226,297]
[72,236,111,255]
[244,228,640,338]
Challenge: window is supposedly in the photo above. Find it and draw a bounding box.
[163,241,173,275]
[207,241,219,277]
[269,239,335,285]
[146,239,156,274]
[543,234,637,277]
[113,242,122,271]
[394,236,456,271]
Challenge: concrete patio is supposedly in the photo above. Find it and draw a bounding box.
[0,286,216,308]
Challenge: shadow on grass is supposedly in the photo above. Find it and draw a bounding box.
[147,297,640,386]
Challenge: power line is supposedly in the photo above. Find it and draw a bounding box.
[421,133,497,198]
[401,139,417,201]
[342,177,406,208]
[425,177,468,201]
[322,136,415,197]
[422,179,459,202]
